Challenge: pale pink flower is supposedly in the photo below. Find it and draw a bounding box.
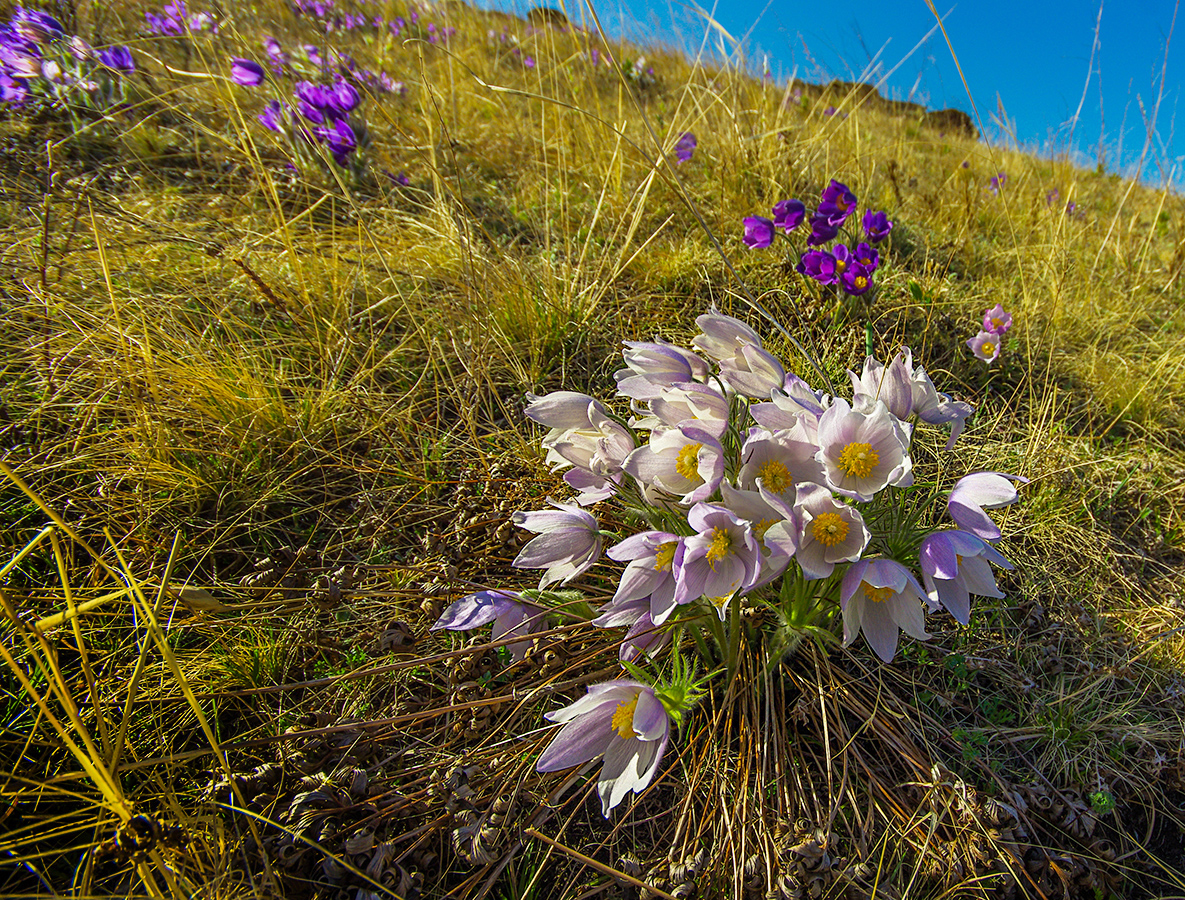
[816,399,912,501]
[840,558,930,662]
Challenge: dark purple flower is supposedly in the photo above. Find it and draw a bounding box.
[385,169,410,186]
[862,209,892,242]
[319,118,357,165]
[772,199,805,232]
[817,179,857,226]
[0,72,28,106]
[840,264,874,296]
[796,249,837,284]
[258,99,285,132]
[13,8,64,42]
[742,216,775,249]
[674,131,696,163]
[806,215,839,246]
[823,105,836,116]
[330,78,359,113]
[230,58,266,86]
[988,172,1006,195]
[294,80,332,122]
[98,46,136,73]
[853,242,879,271]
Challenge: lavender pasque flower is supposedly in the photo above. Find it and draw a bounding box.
[512,501,603,587]
[230,58,266,86]
[431,590,547,660]
[743,216,775,249]
[841,558,930,662]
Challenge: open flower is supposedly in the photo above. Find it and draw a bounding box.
[816,399,912,501]
[673,503,760,614]
[737,428,825,503]
[817,179,857,226]
[431,590,546,660]
[919,530,1013,624]
[947,472,1026,541]
[536,680,670,817]
[982,304,1012,335]
[783,482,869,579]
[840,558,930,662]
[967,330,1000,364]
[839,264,874,296]
[605,531,682,625]
[513,501,602,587]
[622,425,724,504]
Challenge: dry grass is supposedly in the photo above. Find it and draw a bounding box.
[2,1,1185,897]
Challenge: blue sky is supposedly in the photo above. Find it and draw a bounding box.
[486,0,1185,185]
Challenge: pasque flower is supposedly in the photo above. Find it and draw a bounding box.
[772,198,806,232]
[431,590,546,660]
[513,501,602,587]
[536,680,670,817]
[673,131,696,163]
[743,216,775,249]
[840,558,930,662]
[622,425,724,504]
[966,330,1000,364]
[816,399,912,501]
[862,209,893,242]
[919,530,1012,624]
[806,215,839,246]
[947,472,1026,541]
[614,339,708,400]
[673,503,760,614]
[797,249,837,284]
[817,179,857,225]
[97,46,135,72]
[840,264,874,296]
[605,531,682,625]
[982,304,1012,334]
[230,57,266,86]
[774,482,869,579]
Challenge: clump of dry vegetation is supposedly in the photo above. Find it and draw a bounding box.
[2,1,1184,898]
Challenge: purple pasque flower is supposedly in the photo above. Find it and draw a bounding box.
[816,398,912,501]
[673,503,761,615]
[862,209,892,242]
[230,58,266,86]
[319,118,357,166]
[331,78,360,112]
[919,530,1012,625]
[0,72,28,105]
[644,382,730,439]
[263,36,289,71]
[12,8,64,43]
[817,179,857,226]
[431,590,547,660]
[97,46,136,72]
[840,264,874,296]
[613,339,708,400]
[772,198,806,232]
[988,172,1006,195]
[966,330,1000,364]
[797,249,837,284]
[840,558,930,662]
[853,242,880,271]
[947,472,1027,541]
[673,131,696,163]
[605,530,682,625]
[778,482,868,579]
[982,303,1012,335]
[294,80,336,123]
[806,215,839,246]
[536,680,670,817]
[743,216,776,249]
[831,244,852,278]
[737,427,825,503]
[258,99,285,132]
[512,500,603,587]
[622,425,724,504]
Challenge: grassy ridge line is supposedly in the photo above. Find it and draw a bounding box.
[0,0,1183,897]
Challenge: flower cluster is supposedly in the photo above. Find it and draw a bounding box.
[253,76,372,173]
[743,180,892,297]
[434,306,1023,816]
[966,303,1012,365]
[0,7,135,114]
[145,0,218,36]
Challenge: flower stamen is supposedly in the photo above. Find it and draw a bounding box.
[811,512,850,546]
[675,442,702,481]
[757,459,793,493]
[610,693,639,738]
[861,582,895,603]
[837,441,879,478]
[705,528,732,567]
[654,541,677,572]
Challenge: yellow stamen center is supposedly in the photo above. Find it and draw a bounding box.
[675,442,702,481]
[853,275,868,290]
[610,693,639,738]
[705,528,732,567]
[991,317,1004,329]
[757,459,793,493]
[654,541,677,572]
[752,517,779,541]
[811,512,849,547]
[980,342,995,356]
[861,582,895,603]
[707,594,731,611]
[834,258,848,274]
[837,441,879,478]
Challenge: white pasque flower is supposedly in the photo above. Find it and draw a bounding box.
[775,482,869,580]
[536,680,671,817]
[840,558,931,662]
[525,391,635,504]
[919,530,1013,625]
[512,501,602,587]
[816,398,912,501]
[622,425,724,504]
